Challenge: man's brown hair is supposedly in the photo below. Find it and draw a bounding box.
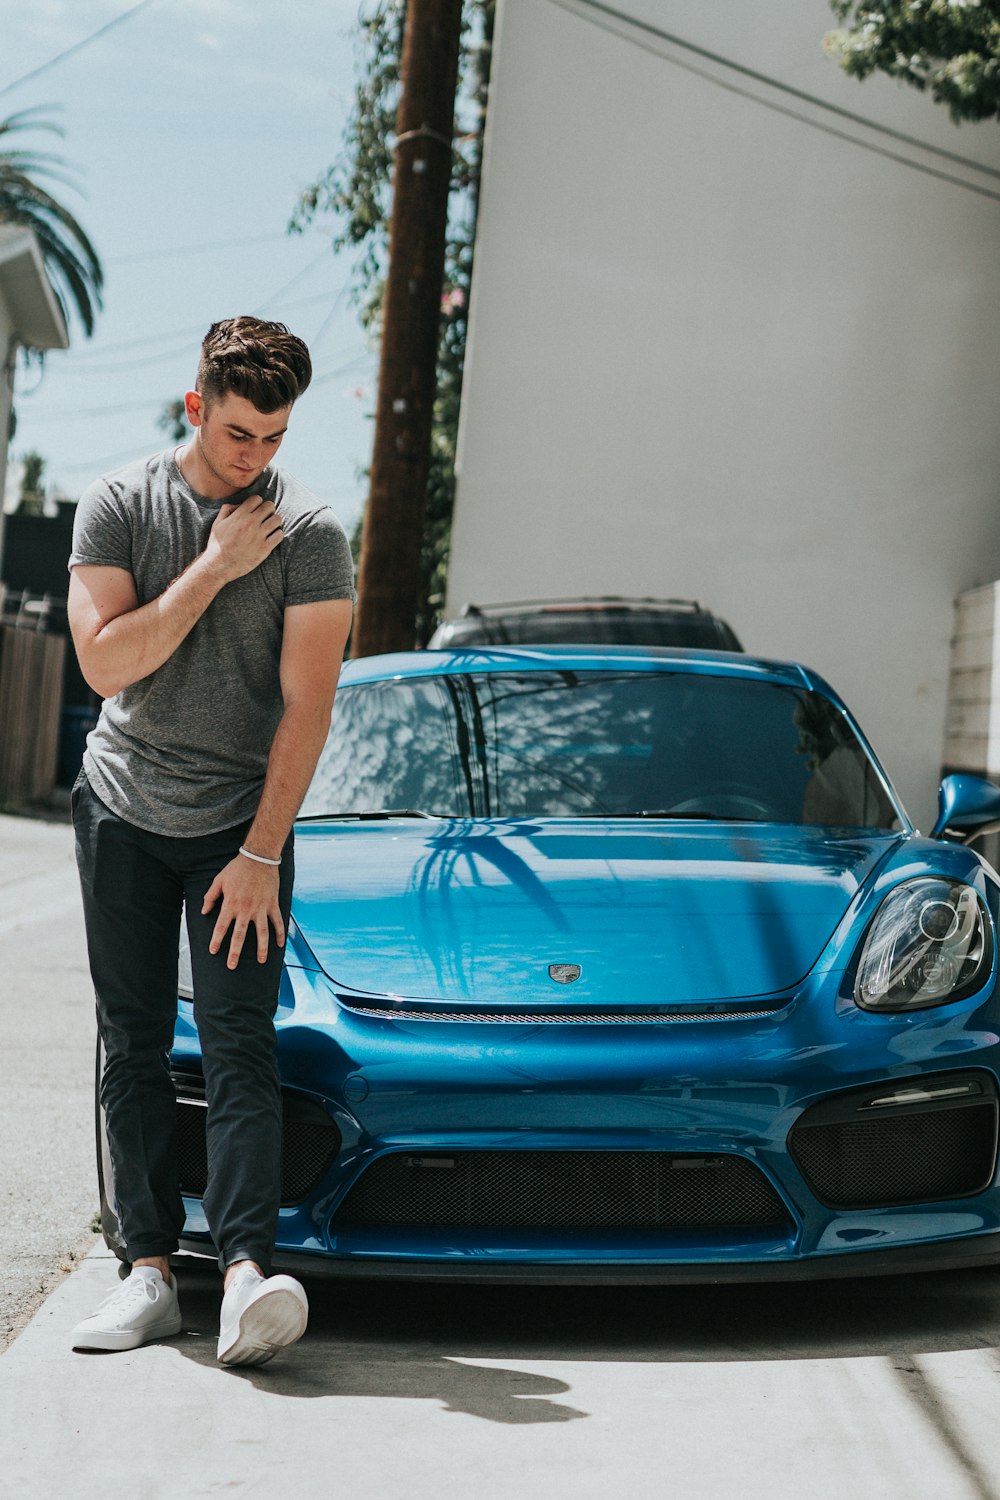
[197,316,312,412]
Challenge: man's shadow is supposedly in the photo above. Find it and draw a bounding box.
[169,1259,584,1423]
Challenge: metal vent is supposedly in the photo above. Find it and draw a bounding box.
[339,1000,782,1025]
[173,1078,340,1207]
[333,1149,790,1233]
[790,1100,998,1209]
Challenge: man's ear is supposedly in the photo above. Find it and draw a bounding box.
[184,390,204,428]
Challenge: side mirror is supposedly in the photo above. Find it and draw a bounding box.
[930,773,1000,839]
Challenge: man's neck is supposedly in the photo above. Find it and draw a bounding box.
[175,439,241,502]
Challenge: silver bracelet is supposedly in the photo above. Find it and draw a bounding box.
[238,845,281,867]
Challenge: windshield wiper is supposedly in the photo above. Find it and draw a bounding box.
[297,808,444,822]
[601,810,766,822]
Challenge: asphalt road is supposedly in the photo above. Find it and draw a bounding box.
[0,806,99,1347]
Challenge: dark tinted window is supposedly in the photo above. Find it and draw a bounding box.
[302,671,900,828]
[433,611,740,649]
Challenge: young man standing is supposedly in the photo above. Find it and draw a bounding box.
[67,316,354,1364]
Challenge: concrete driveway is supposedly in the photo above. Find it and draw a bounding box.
[4,1243,1000,1498]
[0,807,98,1347]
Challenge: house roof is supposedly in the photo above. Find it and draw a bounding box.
[0,227,69,352]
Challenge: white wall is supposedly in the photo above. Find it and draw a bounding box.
[449,0,1000,827]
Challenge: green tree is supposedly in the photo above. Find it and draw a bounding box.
[292,0,494,643]
[0,107,103,337]
[826,2,1000,123]
[18,449,46,516]
[157,398,189,443]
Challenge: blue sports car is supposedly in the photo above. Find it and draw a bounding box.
[98,645,1000,1281]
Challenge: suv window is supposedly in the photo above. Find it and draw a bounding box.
[428,602,742,652]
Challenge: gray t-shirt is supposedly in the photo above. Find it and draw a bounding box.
[69,449,355,836]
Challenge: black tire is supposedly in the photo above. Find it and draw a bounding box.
[94,1036,128,1263]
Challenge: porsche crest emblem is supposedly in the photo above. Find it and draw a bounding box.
[548,963,582,984]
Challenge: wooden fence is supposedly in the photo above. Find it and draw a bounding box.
[0,623,67,806]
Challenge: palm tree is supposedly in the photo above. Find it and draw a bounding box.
[0,107,103,337]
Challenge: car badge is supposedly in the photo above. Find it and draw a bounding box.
[548,963,582,984]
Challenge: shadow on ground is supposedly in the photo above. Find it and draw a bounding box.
[164,1254,1000,1420]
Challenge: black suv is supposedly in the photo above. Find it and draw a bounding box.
[427,597,743,651]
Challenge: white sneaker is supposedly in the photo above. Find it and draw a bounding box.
[72,1267,182,1352]
[217,1266,308,1367]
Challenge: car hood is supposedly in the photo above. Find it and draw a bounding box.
[291,819,898,1007]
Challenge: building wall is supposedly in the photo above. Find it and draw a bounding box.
[448,0,1000,827]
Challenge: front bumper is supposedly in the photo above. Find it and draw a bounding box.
[170,961,1000,1281]
[236,1231,1000,1283]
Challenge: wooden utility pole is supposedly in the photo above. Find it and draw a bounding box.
[351,0,464,657]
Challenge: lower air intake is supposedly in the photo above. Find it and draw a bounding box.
[332,1150,790,1233]
[173,1079,340,1206]
[790,1084,998,1209]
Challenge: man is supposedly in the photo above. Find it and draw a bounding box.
[67,316,354,1364]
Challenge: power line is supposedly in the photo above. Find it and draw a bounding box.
[23,354,374,459]
[54,335,202,376]
[0,0,159,100]
[38,288,351,371]
[22,396,179,421]
[547,0,1000,203]
[54,319,223,359]
[108,232,293,267]
[551,0,1000,180]
[309,352,374,388]
[49,443,154,476]
[253,247,335,315]
[21,345,372,417]
[36,250,343,372]
[309,277,354,352]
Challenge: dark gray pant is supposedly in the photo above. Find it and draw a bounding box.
[72,774,293,1274]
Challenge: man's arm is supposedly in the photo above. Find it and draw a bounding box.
[202,596,354,970]
[68,495,285,698]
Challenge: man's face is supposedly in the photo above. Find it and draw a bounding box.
[185,390,292,495]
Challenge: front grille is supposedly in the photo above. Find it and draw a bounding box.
[332,1150,790,1233]
[790,1088,998,1209]
[173,1078,340,1206]
[339,1000,782,1024]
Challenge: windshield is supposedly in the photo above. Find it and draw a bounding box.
[302,670,901,828]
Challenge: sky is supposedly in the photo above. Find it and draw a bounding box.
[3,0,377,532]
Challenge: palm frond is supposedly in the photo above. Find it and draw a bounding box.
[0,108,103,339]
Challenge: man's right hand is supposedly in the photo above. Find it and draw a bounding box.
[204,496,285,584]
[69,498,284,700]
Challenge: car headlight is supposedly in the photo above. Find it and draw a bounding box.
[855,878,993,1011]
[179,920,193,1000]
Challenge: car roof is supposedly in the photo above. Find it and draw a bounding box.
[455,596,709,616]
[341,644,820,694]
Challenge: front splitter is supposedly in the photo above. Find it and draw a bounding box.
[176,1231,1000,1284]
